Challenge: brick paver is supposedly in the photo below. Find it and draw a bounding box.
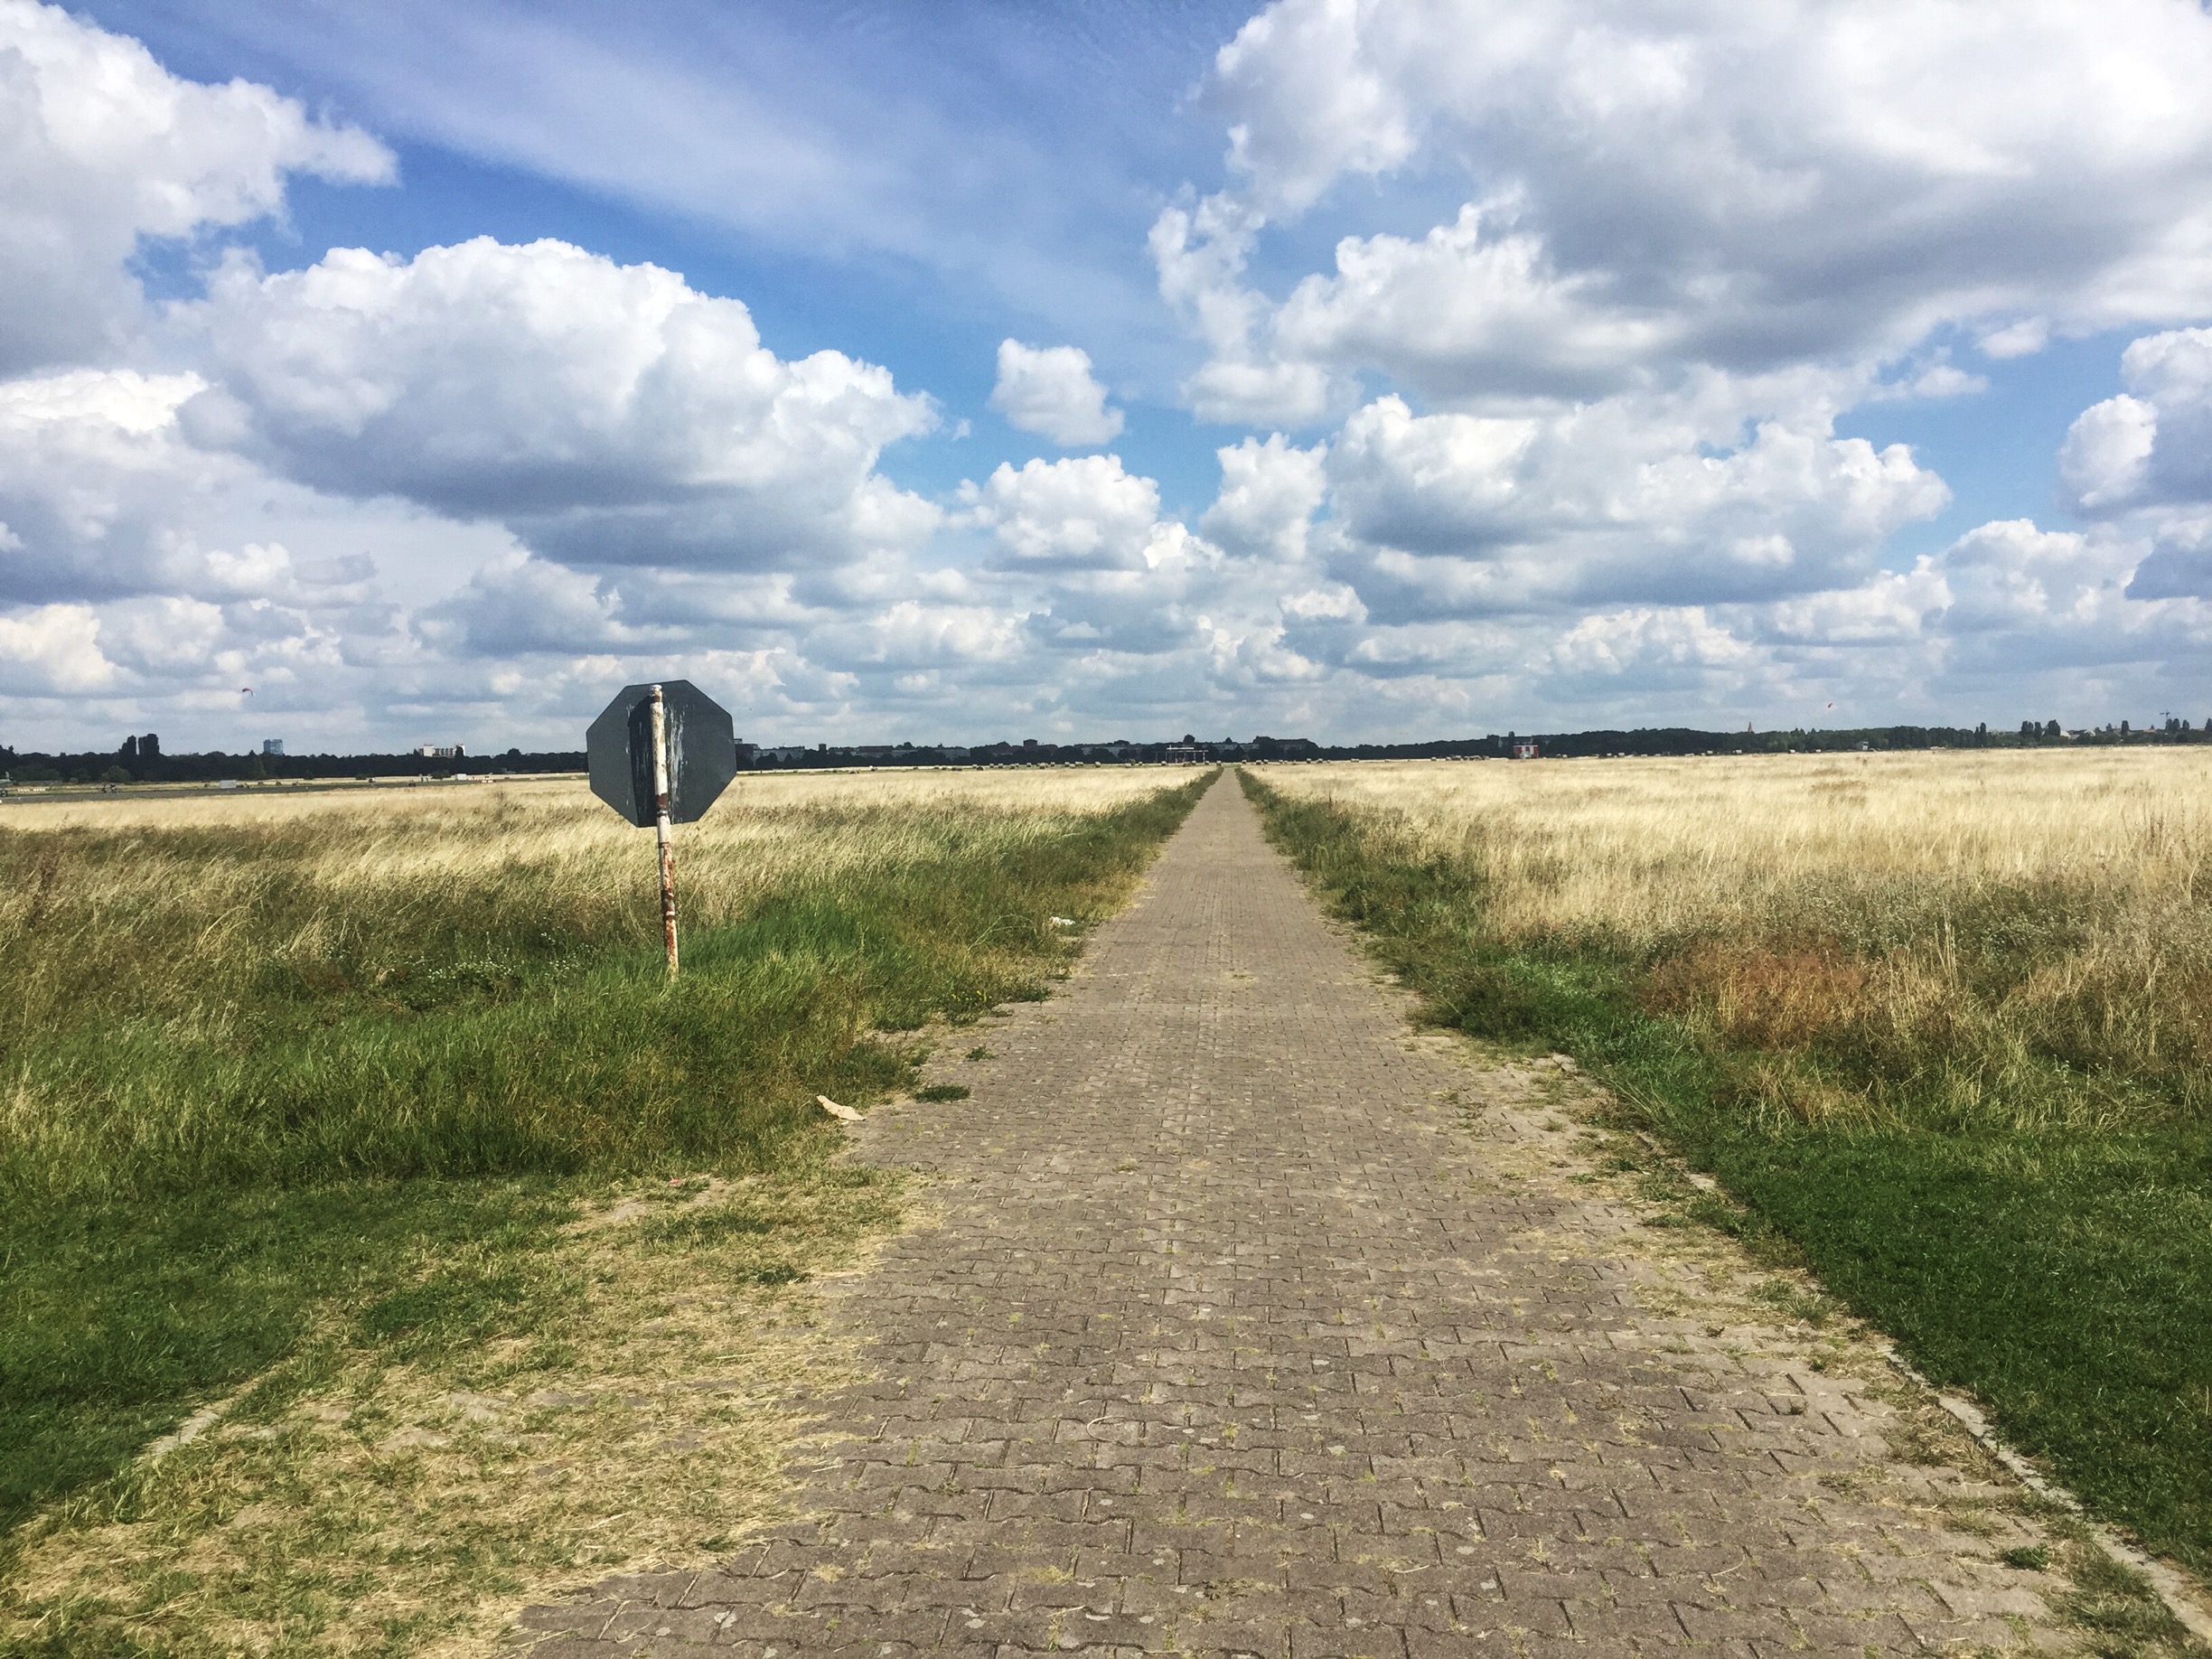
[514,776,2066,1656]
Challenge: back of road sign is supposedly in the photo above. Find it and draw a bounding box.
[586,680,736,826]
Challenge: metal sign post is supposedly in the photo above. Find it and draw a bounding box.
[650,685,679,976]
[586,679,737,979]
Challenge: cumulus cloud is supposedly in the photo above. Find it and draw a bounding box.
[1119,0,2212,736]
[2063,327,2212,513]
[1150,195,1331,426]
[2060,395,2159,511]
[1270,201,1682,405]
[961,455,1167,570]
[1324,390,1948,616]
[1547,606,1759,694]
[988,340,1123,447]
[5,0,2208,747]
[2126,518,2212,602]
[425,552,645,657]
[185,238,940,571]
[0,600,112,693]
[0,0,391,375]
[1158,0,2212,425]
[1202,433,1327,562]
[950,454,1236,660]
[1,368,244,603]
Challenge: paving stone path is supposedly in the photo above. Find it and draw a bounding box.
[516,775,2068,1657]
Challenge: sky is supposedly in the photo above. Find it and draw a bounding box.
[5,0,2212,753]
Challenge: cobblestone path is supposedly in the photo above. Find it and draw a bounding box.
[516,775,2067,1656]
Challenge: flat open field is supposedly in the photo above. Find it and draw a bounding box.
[0,766,1207,1654]
[0,765,1179,832]
[1246,753,2212,1577]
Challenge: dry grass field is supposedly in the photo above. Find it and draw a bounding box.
[1244,752,2212,1580]
[1260,751,2212,1128]
[0,765,1208,1656]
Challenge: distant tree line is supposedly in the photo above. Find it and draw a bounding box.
[7,717,2207,788]
[1446,721,2212,759]
[1,743,586,785]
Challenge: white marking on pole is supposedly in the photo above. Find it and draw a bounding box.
[651,683,678,978]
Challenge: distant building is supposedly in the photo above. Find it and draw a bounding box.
[1512,741,1540,759]
[1166,743,1211,764]
[416,744,463,760]
[262,738,285,755]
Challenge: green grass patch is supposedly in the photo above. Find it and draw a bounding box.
[1242,770,2212,1574]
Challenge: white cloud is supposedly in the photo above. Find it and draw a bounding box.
[2127,517,2212,602]
[1150,196,1331,426]
[2060,395,2159,511]
[1548,606,1759,693]
[1270,201,1681,404]
[1865,362,1987,403]
[0,0,391,374]
[960,455,1167,570]
[0,600,113,693]
[426,552,643,657]
[1213,0,1417,216]
[0,368,234,602]
[1201,433,1327,562]
[1162,0,2212,420]
[187,238,940,572]
[1325,389,1948,615]
[1760,564,1949,647]
[5,2,2208,747]
[988,340,1123,447]
[2060,327,2212,518]
[98,594,230,676]
[1979,318,2050,360]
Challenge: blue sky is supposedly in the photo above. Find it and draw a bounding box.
[5,0,2211,751]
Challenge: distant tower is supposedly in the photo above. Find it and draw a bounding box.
[262,738,285,756]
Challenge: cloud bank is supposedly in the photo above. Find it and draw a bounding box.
[2,0,2209,751]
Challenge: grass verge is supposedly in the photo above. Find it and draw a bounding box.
[1241,767,2212,1579]
[2,1166,897,1657]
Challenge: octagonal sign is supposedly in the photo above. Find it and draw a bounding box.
[586,680,736,827]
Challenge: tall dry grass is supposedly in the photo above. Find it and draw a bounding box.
[1256,751,2212,1129]
[0,767,1194,1202]
[2,770,1175,1033]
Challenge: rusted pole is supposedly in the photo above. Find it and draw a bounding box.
[650,682,679,978]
